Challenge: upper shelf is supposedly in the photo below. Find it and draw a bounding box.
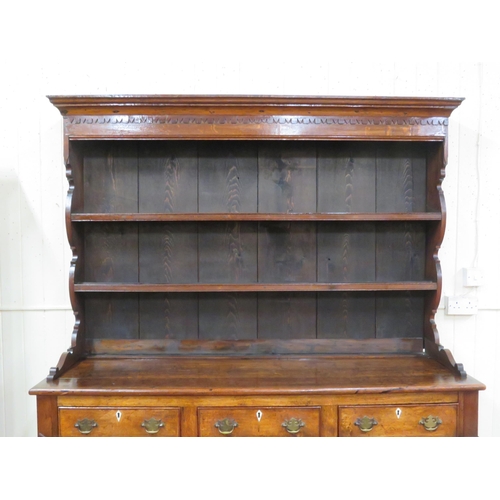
[71,212,442,222]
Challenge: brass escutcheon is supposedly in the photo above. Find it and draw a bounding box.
[354,416,378,432]
[141,418,165,434]
[215,418,238,435]
[74,418,98,435]
[282,418,305,434]
[419,415,442,432]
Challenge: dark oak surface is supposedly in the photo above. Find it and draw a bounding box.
[30,355,484,396]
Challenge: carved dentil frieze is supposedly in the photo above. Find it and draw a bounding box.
[67,116,449,126]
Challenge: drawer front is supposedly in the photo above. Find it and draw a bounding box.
[59,407,181,437]
[339,404,458,437]
[199,407,320,437]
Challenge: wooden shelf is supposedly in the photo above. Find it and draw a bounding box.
[74,282,438,292]
[71,212,442,222]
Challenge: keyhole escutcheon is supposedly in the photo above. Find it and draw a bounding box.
[256,410,263,422]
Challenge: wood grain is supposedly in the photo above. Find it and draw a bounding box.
[339,403,458,437]
[139,293,198,340]
[258,143,316,213]
[138,141,198,213]
[199,222,257,283]
[376,143,427,213]
[31,356,485,397]
[257,292,316,339]
[258,222,316,283]
[199,293,257,340]
[139,222,198,283]
[83,142,138,213]
[318,142,376,212]
[59,407,181,437]
[85,338,423,356]
[376,222,426,281]
[317,292,376,339]
[85,293,139,340]
[376,292,425,339]
[198,406,320,437]
[83,223,138,283]
[199,142,258,213]
[317,222,376,282]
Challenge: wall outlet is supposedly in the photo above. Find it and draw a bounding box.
[463,267,484,287]
[446,296,478,315]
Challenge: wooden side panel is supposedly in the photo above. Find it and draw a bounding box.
[198,293,257,340]
[317,222,376,282]
[258,293,316,339]
[258,143,316,213]
[458,391,479,437]
[376,292,425,339]
[139,222,198,283]
[138,142,198,213]
[317,292,376,339]
[376,143,427,213]
[258,222,316,283]
[199,142,258,213]
[85,293,139,340]
[317,142,376,212]
[376,222,426,281]
[83,142,138,213]
[139,293,198,340]
[69,142,85,213]
[83,223,138,282]
[36,396,58,437]
[199,222,258,283]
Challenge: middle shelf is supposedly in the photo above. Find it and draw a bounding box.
[75,220,432,285]
[74,282,437,292]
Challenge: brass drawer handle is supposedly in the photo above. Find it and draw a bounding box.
[215,418,238,435]
[354,416,378,432]
[74,418,98,435]
[282,418,305,434]
[141,418,165,434]
[419,415,442,432]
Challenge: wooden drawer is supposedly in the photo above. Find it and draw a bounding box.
[339,404,458,437]
[198,407,320,437]
[59,407,181,437]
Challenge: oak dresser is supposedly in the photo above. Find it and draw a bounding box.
[30,95,485,437]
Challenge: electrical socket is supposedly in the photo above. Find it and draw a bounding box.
[446,296,478,315]
[463,267,484,287]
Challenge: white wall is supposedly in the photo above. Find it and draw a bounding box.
[1,3,499,437]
